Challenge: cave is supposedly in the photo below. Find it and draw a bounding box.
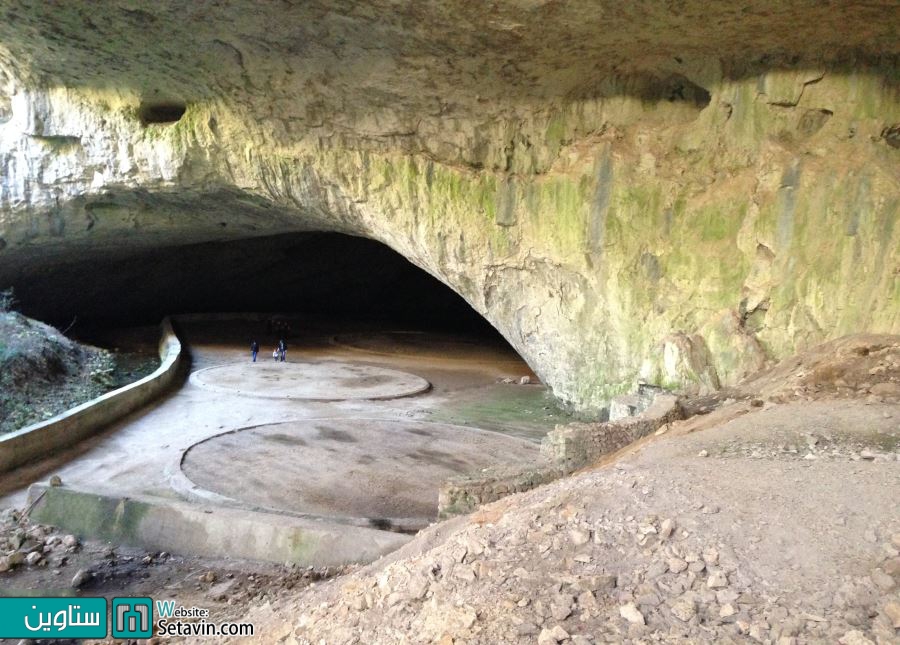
[0,4,897,641]
[0,4,895,410]
[6,232,507,342]
[639,74,712,109]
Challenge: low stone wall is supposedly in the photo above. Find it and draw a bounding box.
[541,394,683,471]
[438,393,683,517]
[438,461,564,517]
[0,318,183,473]
[609,383,669,420]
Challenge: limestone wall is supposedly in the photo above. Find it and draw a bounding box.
[0,19,898,412]
[438,462,565,518]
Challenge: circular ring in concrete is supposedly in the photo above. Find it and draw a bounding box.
[332,330,520,361]
[189,361,431,401]
[179,419,541,523]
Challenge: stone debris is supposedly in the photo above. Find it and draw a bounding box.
[659,518,675,538]
[839,630,876,645]
[71,568,91,588]
[707,570,728,588]
[884,601,900,629]
[619,602,645,625]
[569,528,590,546]
[670,595,696,622]
[224,381,900,645]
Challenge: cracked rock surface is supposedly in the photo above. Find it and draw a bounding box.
[0,3,898,409]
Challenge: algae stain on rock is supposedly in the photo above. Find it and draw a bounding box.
[495,177,517,227]
[587,147,613,257]
[776,160,802,252]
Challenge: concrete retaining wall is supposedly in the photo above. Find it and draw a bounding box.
[28,485,410,566]
[541,394,683,471]
[0,318,183,473]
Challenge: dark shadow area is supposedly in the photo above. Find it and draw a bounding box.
[7,232,501,339]
[138,101,187,125]
[638,74,711,109]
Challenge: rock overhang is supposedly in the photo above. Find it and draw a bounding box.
[0,1,898,411]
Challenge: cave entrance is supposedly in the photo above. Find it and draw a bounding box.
[3,232,567,555]
[7,230,570,441]
[137,101,187,126]
[10,231,513,353]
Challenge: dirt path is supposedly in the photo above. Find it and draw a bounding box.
[231,396,900,644]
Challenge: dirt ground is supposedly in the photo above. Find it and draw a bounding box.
[2,323,897,644]
[0,507,340,642]
[214,335,900,645]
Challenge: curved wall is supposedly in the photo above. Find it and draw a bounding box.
[0,318,182,473]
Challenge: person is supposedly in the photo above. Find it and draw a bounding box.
[250,340,259,362]
[278,338,287,362]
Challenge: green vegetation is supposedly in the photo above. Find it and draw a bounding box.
[430,384,590,442]
[0,310,158,434]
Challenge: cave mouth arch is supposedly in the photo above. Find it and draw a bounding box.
[8,231,512,350]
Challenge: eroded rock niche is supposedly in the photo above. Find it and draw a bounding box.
[0,3,897,411]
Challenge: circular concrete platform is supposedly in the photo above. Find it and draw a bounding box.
[332,330,520,361]
[180,419,541,522]
[189,361,431,400]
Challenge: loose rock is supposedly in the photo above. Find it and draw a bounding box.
[71,569,91,588]
[707,570,728,588]
[619,602,645,625]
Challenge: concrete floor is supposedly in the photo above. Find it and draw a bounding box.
[0,317,558,525]
[182,418,540,523]
[190,361,432,400]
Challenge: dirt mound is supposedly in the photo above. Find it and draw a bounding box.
[739,334,900,403]
[679,334,900,417]
[0,312,116,433]
[220,336,900,645]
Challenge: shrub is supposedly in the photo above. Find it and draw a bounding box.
[0,288,15,313]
